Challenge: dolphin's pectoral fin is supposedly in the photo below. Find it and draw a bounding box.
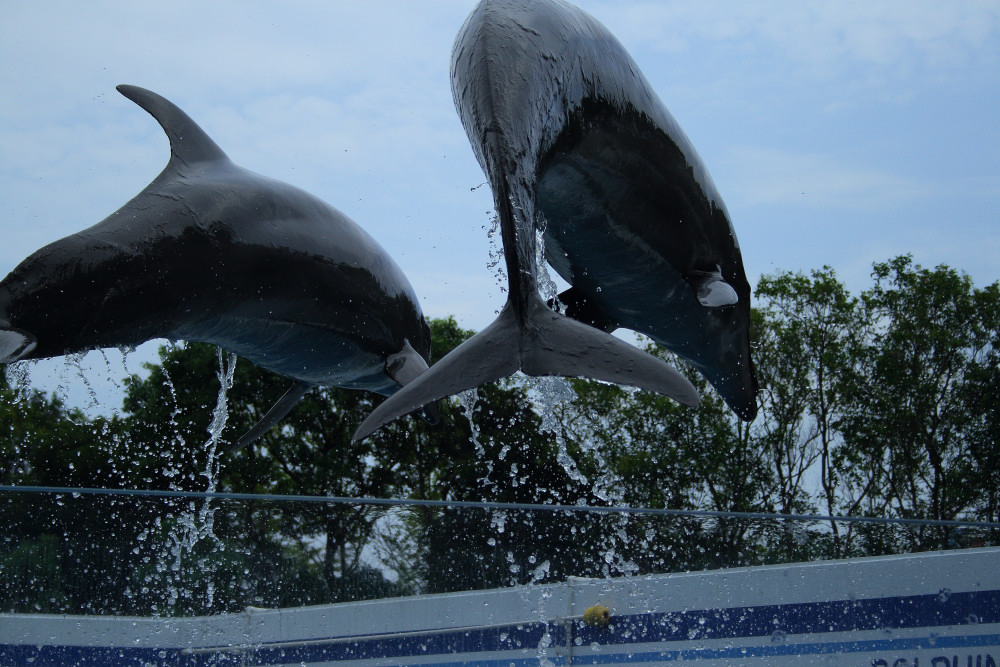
[384,340,440,425]
[0,324,37,364]
[548,287,619,333]
[353,298,699,441]
[228,380,314,452]
[385,340,429,385]
[687,266,739,308]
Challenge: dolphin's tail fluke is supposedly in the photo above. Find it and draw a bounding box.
[352,298,699,441]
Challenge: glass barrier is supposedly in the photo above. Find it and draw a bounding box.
[3,488,996,617]
[3,350,998,619]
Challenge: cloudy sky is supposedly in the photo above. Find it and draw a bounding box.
[1,1,998,412]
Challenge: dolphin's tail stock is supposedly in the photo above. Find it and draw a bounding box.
[352,298,699,441]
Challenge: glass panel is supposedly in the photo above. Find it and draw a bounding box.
[3,489,995,617]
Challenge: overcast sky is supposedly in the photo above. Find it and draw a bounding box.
[1,1,998,413]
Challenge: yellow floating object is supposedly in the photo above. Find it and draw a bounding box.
[583,605,611,627]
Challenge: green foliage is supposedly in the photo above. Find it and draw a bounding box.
[840,256,1000,550]
[1,258,998,615]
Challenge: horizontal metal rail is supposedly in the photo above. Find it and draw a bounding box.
[2,484,998,530]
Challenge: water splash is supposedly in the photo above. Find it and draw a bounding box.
[535,626,556,667]
[159,342,185,483]
[201,347,237,489]
[525,377,621,501]
[490,510,508,535]
[4,361,31,403]
[97,349,124,392]
[485,213,507,294]
[525,374,589,491]
[534,219,561,309]
[146,347,237,614]
[66,352,100,412]
[529,559,551,585]
[458,388,496,488]
[527,223,602,492]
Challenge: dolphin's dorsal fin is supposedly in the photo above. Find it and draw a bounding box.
[116,84,229,167]
[687,266,739,308]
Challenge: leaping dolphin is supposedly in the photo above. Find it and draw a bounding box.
[0,84,437,449]
[354,0,757,441]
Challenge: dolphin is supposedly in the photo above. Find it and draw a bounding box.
[0,84,437,449]
[355,0,757,440]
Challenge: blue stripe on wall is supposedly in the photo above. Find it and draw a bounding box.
[2,589,997,666]
[2,638,998,667]
[237,588,1000,664]
[0,644,173,667]
[573,589,1000,647]
[568,633,1000,664]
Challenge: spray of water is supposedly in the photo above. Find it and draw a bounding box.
[457,387,495,489]
[534,220,562,312]
[485,213,507,296]
[4,361,31,403]
[531,226,638,579]
[149,346,237,613]
[67,352,100,412]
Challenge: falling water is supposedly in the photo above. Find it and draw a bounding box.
[531,224,639,579]
[4,360,31,403]
[97,349,124,391]
[534,222,562,311]
[159,342,185,483]
[486,213,507,296]
[457,387,494,487]
[66,352,101,412]
[529,220,590,489]
[3,361,31,483]
[525,374,588,486]
[201,347,237,491]
[151,347,237,613]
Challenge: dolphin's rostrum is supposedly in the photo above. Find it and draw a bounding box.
[0,85,437,448]
[354,0,757,441]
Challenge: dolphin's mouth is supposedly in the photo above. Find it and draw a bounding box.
[0,326,37,364]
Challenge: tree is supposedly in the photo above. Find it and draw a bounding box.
[842,256,1000,551]
[120,342,408,611]
[0,371,141,614]
[564,346,775,572]
[754,268,868,557]
[4,256,998,613]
